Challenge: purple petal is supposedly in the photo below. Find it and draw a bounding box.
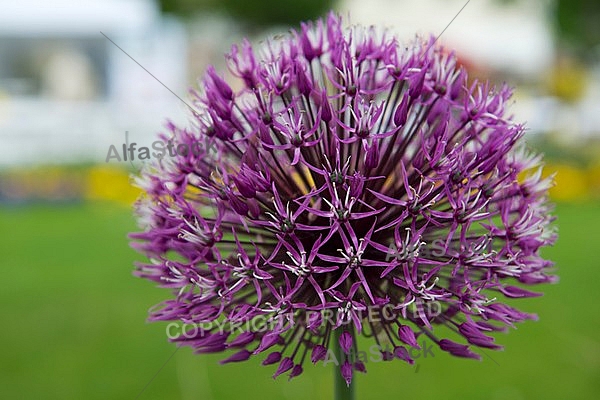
[273,357,294,379]
[338,331,353,354]
[311,345,328,364]
[439,339,481,360]
[262,351,282,366]
[288,364,304,380]
[220,349,251,364]
[499,286,543,298]
[340,361,353,386]
[393,346,414,365]
[353,361,367,373]
[398,325,420,349]
[254,333,282,354]
[458,322,503,350]
[228,332,256,347]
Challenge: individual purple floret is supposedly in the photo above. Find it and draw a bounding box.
[131,13,557,385]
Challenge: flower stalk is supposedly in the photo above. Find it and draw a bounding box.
[334,329,355,400]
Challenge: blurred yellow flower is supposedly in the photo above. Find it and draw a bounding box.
[85,165,141,206]
[547,55,588,103]
[543,163,589,202]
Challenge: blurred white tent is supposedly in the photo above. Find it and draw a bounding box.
[0,0,188,166]
[341,0,600,137]
[340,0,554,76]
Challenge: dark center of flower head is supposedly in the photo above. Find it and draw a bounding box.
[280,218,295,233]
[434,83,447,95]
[356,128,370,139]
[262,112,272,125]
[347,84,357,97]
[132,13,557,384]
[290,134,304,147]
[329,171,344,185]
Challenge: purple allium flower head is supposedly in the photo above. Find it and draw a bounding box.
[131,13,557,384]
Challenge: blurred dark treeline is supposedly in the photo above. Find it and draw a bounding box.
[159,0,337,28]
[554,0,600,60]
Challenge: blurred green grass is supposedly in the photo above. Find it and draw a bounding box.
[1,202,599,399]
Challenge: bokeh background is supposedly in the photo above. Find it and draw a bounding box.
[1,0,599,399]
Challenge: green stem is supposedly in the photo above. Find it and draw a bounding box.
[333,329,355,400]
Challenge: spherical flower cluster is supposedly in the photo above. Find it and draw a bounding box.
[131,13,557,385]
